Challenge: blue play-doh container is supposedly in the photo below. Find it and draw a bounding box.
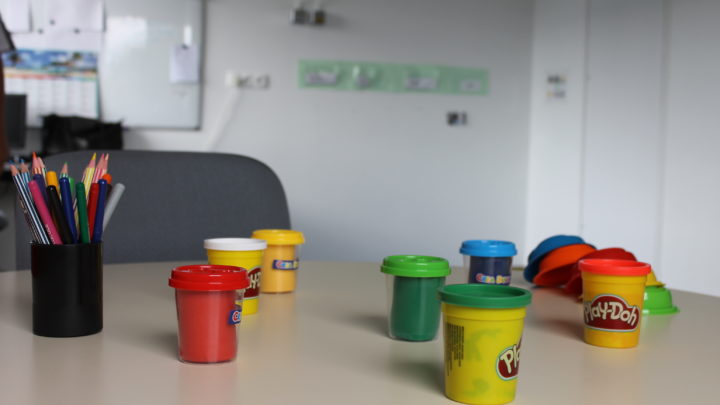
[459,240,517,285]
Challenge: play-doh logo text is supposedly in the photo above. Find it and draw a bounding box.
[584,294,639,331]
[496,340,521,380]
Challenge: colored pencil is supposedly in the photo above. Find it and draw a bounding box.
[31,152,40,176]
[32,174,47,203]
[82,153,97,198]
[92,154,105,183]
[10,165,47,244]
[46,171,60,199]
[38,156,47,180]
[103,183,124,231]
[47,186,73,244]
[92,180,108,243]
[87,183,100,235]
[102,153,109,177]
[76,182,90,244]
[20,162,31,185]
[28,180,62,245]
[60,163,69,178]
[69,177,76,199]
[59,177,78,243]
[11,166,48,244]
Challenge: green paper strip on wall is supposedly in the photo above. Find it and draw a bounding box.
[298,60,489,96]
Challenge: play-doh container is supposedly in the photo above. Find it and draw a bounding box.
[381,255,451,341]
[460,240,517,285]
[580,259,651,348]
[251,229,305,293]
[169,265,249,363]
[439,284,532,405]
[205,238,267,315]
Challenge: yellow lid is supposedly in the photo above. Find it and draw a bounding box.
[251,229,305,245]
[645,270,665,287]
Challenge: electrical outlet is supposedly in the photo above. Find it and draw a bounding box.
[225,71,270,89]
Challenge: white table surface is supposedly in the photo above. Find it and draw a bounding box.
[0,261,717,405]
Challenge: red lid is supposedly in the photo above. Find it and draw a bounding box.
[579,259,651,276]
[169,265,250,291]
[565,248,638,295]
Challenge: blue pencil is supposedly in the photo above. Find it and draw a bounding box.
[59,177,78,243]
[32,174,47,202]
[91,179,108,243]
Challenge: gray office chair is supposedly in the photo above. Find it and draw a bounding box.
[15,150,290,269]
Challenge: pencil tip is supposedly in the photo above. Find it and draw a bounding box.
[10,165,19,176]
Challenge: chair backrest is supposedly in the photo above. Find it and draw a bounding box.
[15,150,290,268]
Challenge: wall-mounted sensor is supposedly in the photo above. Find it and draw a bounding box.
[293,2,327,26]
[311,9,326,25]
[447,112,468,126]
[292,6,309,24]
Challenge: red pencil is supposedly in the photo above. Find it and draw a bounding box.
[32,152,41,176]
[38,156,47,180]
[87,183,100,235]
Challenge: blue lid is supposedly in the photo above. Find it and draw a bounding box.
[459,240,517,257]
[523,235,587,282]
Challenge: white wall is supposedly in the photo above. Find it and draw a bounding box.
[581,0,666,268]
[525,0,587,255]
[126,0,534,264]
[528,0,720,296]
[660,0,720,296]
[529,0,667,269]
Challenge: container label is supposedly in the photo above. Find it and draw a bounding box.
[227,309,242,325]
[496,339,521,380]
[245,267,261,299]
[474,273,510,285]
[273,259,299,270]
[584,294,639,332]
[444,322,464,376]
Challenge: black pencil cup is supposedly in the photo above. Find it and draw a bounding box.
[31,243,103,337]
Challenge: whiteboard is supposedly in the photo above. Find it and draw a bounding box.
[6,0,203,129]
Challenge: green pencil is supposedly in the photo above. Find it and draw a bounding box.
[69,177,76,199]
[76,182,90,244]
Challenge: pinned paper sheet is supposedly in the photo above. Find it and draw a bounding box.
[0,0,32,33]
[170,44,199,84]
[44,0,104,32]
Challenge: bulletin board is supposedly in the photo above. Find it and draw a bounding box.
[4,0,204,129]
[299,60,489,96]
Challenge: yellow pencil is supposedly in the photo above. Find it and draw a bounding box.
[46,171,60,199]
[82,153,97,198]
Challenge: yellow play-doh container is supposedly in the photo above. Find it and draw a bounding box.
[439,284,532,405]
[252,229,305,294]
[204,238,267,315]
[579,259,651,348]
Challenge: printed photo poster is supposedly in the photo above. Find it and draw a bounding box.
[2,49,99,126]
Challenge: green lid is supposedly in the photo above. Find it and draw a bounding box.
[380,255,451,278]
[438,284,532,309]
[643,286,679,315]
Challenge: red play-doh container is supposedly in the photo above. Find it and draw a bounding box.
[169,265,249,364]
